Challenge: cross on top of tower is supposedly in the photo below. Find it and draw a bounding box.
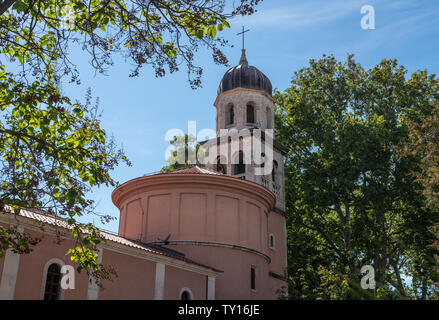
[237,26,250,66]
[237,26,250,50]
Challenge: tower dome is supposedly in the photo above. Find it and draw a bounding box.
[217,49,272,96]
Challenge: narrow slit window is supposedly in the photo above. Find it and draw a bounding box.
[251,267,256,290]
[269,234,275,249]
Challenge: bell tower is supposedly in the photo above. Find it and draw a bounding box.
[215,49,275,133]
[204,49,287,211]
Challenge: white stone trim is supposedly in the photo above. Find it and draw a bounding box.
[207,277,215,300]
[179,287,194,300]
[0,225,23,300]
[40,258,66,300]
[87,247,103,300]
[154,263,165,300]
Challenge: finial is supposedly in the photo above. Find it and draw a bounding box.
[237,26,250,66]
[239,49,248,66]
[237,26,250,49]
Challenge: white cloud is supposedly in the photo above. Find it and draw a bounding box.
[233,0,365,28]
[343,5,439,55]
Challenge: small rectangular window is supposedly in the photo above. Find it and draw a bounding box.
[251,266,256,290]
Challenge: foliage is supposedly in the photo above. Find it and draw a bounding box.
[0,66,128,282]
[161,134,204,172]
[274,54,439,299]
[400,103,439,207]
[1,0,261,88]
[0,0,260,284]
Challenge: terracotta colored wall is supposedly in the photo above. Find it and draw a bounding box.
[146,194,172,241]
[119,185,271,257]
[267,210,287,276]
[180,193,206,238]
[13,227,89,300]
[98,248,155,300]
[167,245,283,300]
[114,175,286,299]
[164,265,206,300]
[1,220,216,300]
[267,273,286,298]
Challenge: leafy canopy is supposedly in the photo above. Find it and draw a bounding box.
[0,0,261,283]
[275,54,439,299]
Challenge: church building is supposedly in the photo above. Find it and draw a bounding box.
[0,49,288,300]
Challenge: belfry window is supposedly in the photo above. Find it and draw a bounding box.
[272,160,278,183]
[233,151,245,175]
[246,104,255,124]
[226,104,234,126]
[266,107,271,129]
[43,263,61,300]
[216,156,226,174]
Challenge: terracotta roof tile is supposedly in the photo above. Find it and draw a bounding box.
[162,165,223,175]
[3,206,222,273]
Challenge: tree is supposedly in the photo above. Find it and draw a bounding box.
[0,0,261,284]
[161,134,204,172]
[0,71,128,284]
[401,103,439,207]
[1,0,261,88]
[400,103,439,298]
[274,54,439,299]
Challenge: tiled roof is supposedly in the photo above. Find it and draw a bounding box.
[3,206,222,273]
[162,165,223,175]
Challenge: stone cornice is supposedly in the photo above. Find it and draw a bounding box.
[111,173,276,211]
[268,271,287,282]
[148,240,271,264]
[273,207,287,217]
[214,87,275,107]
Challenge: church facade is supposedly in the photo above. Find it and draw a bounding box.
[0,50,288,300]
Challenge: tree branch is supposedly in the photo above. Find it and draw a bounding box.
[0,0,15,16]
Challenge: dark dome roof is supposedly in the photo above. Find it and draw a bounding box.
[217,50,272,96]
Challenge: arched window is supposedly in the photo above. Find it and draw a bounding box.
[180,288,193,300]
[43,263,61,300]
[272,160,278,183]
[246,103,255,124]
[226,104,234,126]
[266,107,271,129]
[233,151,245,175]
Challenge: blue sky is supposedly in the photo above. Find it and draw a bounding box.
[63,0,439,233]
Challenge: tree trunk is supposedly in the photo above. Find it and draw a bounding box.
[391,260,408,299]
